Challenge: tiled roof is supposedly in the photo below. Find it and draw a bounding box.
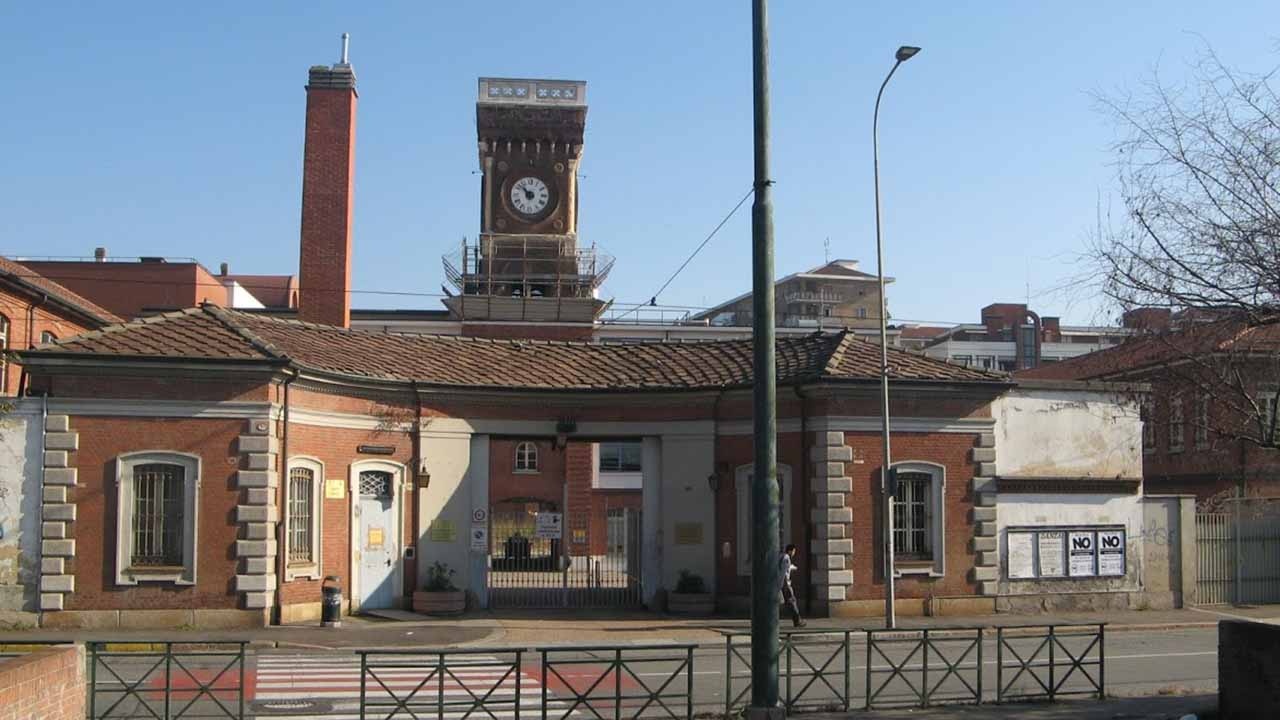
[26,306,1005,391]
[0,257,122,325]
[1016,318,1280,381]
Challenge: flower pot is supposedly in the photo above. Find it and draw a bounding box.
[668,592,715,615]
[413,590,466,615]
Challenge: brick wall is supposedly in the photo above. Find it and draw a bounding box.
[0,645,85,720]
[18,261,229,319]
[0,285,99,395]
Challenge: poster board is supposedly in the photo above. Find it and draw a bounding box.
[535,513,563,539]
[1004,526,1122,580]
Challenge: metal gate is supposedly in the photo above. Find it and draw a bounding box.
[1196,498,1280,605]
[488,503,643,608]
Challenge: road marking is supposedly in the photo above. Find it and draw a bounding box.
[1189,606,1280,624]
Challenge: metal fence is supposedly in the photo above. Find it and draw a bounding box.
[724,630,854,714]
[996,624,1105,702]
[865,628,983,709]
[86,641,247,720]
[1196,498,1280,605]
[540,644,695,720]
[357,647,528,720]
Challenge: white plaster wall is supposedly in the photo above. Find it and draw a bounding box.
[0,401,41,614]
[996,493,1143,594]
[659,435,715,592]
[417,427,479,603]
[994,388,1141,478]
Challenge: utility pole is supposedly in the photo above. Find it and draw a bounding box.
[749,0,781,716]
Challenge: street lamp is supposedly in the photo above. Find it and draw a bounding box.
[873,44,920,630]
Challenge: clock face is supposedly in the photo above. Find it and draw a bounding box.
[509,176,551,217]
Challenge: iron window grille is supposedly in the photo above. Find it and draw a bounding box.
[893,472,931,560]
[131,463,185,567]
[360,470,393,498]
[515,441,539,472]
[288,467,314,564]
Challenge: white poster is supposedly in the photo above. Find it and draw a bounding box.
[469,525,488,552]
[1037,531,1066,577]
[1068,531,1096,577]
[535,512,563,539]
[1007,532,1035,579]
[1098,529,1126,576]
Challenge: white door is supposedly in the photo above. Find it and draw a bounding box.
[357,469,397,610]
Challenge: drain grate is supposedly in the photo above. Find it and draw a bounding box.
[251,699,335,715]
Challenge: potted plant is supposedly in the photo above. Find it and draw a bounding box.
[668,570,714,615]
[413,561,466,615]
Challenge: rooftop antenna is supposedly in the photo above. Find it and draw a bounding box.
[340,32,350,65]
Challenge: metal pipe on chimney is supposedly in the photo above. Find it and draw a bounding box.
[341,33,350,64]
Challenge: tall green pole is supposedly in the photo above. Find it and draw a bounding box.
[749,0,781,714]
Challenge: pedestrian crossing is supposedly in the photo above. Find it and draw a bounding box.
[253,653,553,719]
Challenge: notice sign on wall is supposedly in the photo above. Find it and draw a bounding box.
[1098,529,1126,576]
[1037,532,1065,577]
[429,519,457,543]
[674,522,704,546]
[470,525,489,552]
[1007,532,1035,579]
[325,478,345,500]
[1068,531,1096,577]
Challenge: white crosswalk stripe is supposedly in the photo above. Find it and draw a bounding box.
[253,654,560,719]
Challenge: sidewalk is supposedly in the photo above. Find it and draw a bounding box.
[2,604,1271,650]
[803,693,1216,719]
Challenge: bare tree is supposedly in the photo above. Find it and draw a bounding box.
[1086,48,1280,453]
[1094,48,1280,318]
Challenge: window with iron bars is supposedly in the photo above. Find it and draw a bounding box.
[131,463,185,567]
[288,467,314,565]
[893,472,932,560]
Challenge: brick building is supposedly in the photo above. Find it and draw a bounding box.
[1019,315,1280,506]
[0,256,120,395]
[5,44,1155,627]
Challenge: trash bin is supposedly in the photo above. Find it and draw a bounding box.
[321,575,342,628]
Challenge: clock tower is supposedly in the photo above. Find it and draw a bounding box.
[442,78,611,336]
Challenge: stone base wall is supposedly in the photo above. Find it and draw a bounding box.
[39,608,269,630]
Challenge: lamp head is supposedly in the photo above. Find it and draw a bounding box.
[895,46,921,62]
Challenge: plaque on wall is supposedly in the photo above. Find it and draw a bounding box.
[429,519,457,542]
[674,523,704,546]
[1007,532,1035,579]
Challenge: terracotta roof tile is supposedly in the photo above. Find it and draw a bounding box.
[25,306,1006,390]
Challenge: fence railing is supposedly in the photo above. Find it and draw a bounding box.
[539,644,695,720]
[996,624,1106,702]
[357,647,527,720]
[19,624,1104,719]
[865,628,983,709]
[86,640,247,720]
[724,630,853,714]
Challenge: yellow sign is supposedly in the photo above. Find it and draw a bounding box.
[429,519,457,542]
[367,527,385,549]
[674,523,703,546]
[325,479,345,500]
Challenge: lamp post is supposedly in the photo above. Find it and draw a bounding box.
[873,45,919,631]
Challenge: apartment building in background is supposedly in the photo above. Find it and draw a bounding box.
[917,302,1132,371]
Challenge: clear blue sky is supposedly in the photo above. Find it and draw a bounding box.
[3,2,1277,326]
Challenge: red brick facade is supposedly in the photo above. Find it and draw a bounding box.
[0,646,85,720]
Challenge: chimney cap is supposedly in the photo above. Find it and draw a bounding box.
[220,262,229,276]
[94,247,107,262]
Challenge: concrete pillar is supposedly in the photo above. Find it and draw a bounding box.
[468,434,490,609]
[1179,495,1197,606]
[641,436,663,608]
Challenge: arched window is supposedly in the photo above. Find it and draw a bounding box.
[515,441,539,472]
[286,457,324,579]
[890,461,946,577]
[114,451,200,585]
[735,464,793,576]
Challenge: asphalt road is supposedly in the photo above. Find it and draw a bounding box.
[78,626,1219,718]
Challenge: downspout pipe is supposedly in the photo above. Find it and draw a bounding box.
[274,367,299,624]
[26,293,48,349]
[794,384,811,616]
[411,380,423,599]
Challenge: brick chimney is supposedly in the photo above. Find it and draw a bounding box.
[298,37,357,328]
